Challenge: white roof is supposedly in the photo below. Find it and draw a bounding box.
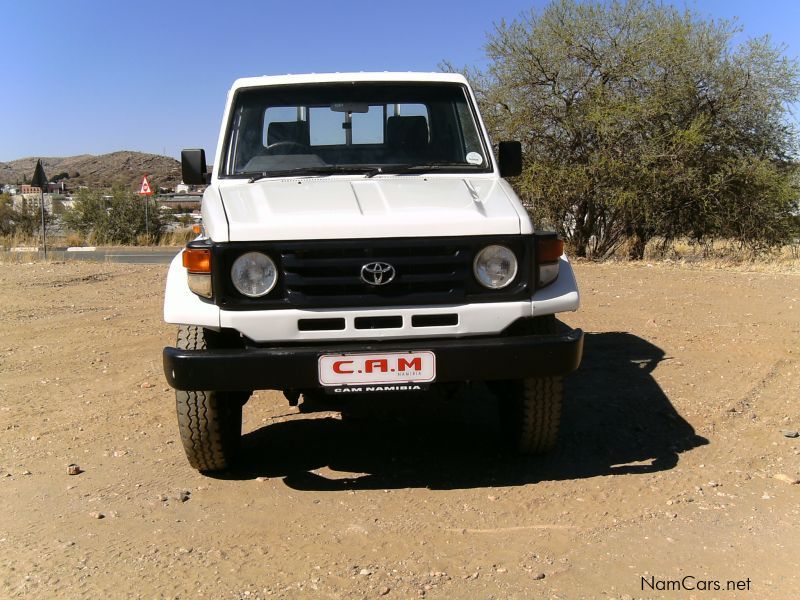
[230,71,469,91]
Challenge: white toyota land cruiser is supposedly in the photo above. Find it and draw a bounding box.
[163,72,583,472]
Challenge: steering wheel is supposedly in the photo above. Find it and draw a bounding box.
[265,141,311,155]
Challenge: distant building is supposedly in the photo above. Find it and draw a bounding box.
[18,182,66,194]
[12,193,66,214]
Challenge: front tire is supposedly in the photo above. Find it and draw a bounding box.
[175,325,243,472]
[495,314,564,454]
[498,377,563,454]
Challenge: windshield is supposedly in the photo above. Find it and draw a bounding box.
[221,82,492,178]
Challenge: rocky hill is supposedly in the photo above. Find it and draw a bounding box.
[0,151,181,191]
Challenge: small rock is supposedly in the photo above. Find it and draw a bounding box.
[532,572,546,580]
[176,490,191,502]
[487,495,497,501]
[108,510,120,518]
[379,587,390,596]
[159,494,168,502]
[21,470,31,476]
[359,568,372,576]
[773,473,800,485]
[89,511,105,519]
[496,567,507,573]
[62,541,75,548]
[781,430,799,438]
[140,381,154,389]
[707,481,720,488]
[113,450,127,457]
[256,476,268,482]
[67,464,82,476]
[178,547,192,554]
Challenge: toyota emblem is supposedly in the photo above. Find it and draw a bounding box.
[360,262,396,286]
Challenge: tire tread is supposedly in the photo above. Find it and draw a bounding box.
[175,325,241,472]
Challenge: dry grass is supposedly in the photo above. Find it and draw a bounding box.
[653,239,799,273]
[0,233,38,249]
[587,237,800,274]
[64,233,84,247]
[1,227,195,250]
[158,228,196,246]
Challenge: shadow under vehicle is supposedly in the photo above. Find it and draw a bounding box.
[215,332,707,490]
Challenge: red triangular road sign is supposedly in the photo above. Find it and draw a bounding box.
[138,175,154,196]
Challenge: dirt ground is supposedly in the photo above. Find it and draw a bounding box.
[1,259,798,599]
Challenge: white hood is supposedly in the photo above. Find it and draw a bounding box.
[216,177,522,241]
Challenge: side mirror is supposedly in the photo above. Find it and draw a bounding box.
[498,141,522,178]
[181,149,208,185]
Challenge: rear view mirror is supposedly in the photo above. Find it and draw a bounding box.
[181,149,208,185]
[498,141,522,178]
[330,102,369,113]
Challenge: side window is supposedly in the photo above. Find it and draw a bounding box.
[352,106,384,144]
[309,107,345,146]
[390,103,429,122]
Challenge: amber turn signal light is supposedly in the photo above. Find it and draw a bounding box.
[192,224,202,235]
[536,238,564,263]
[182,248,211,273]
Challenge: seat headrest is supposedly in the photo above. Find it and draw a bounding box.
[386,116,429,153]
[267,120,310,146]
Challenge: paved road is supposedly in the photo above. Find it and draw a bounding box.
[3,247,180,264]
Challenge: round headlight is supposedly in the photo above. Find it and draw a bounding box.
[473,245,518,289]
[231,252,277,297]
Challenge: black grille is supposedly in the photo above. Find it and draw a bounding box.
[212,236,532,310]
[281,242,467,306]
[412,313,458,327]
[297,318,345,331]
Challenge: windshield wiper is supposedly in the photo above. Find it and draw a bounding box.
[247,165,371,183]
[364,163,479,178]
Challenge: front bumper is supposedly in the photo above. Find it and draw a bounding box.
[163,328,584,392]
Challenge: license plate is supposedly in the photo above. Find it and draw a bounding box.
[318,351,436,386]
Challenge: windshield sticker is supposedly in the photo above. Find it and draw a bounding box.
[466,152,483,165]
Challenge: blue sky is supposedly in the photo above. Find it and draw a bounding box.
[1,0,798,163]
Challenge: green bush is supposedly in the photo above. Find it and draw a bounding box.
[63,187,165,245]
[446,0,800,258]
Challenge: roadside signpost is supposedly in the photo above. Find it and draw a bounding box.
[138,175,154,239]
[31,159,48,259]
